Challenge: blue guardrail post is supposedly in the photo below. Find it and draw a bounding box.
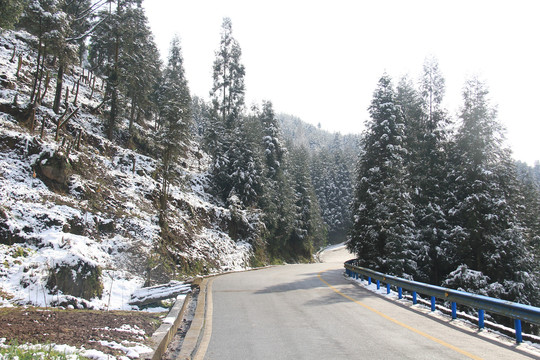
[376,280,380,290]
[398,287,402,299]
[412,291,417,305]
[451,302,457,319]
[386,283,391,295]
[368,277,371,285]
[479,309,485,329]
[431,296,436,312]
[514,319,522,343]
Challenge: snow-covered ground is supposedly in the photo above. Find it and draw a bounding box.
[0,29,256,315]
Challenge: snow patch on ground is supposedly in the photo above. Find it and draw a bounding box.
[93,340,152,359]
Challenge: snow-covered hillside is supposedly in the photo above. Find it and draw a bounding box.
[0,29,258,310]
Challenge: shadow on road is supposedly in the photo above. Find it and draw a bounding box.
[255,266,538,359]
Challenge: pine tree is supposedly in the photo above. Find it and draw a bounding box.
[310,148,330,233]
[260,101,285,180]
[62,0,95,63]
[327,135,353,242]
[397,59,452,284]
[348,73,416,277]
[0,0,25,29]
[515,163,540,252]
[211,17,245,129]
[19,0,73,105]
[117,6,161,137]
[208,17,260,208]
[289,146,327,260]
[445,77,537,305]
[310,135,353,244]
[157,36,191,215]
[191,96,211,140]
[52,0,95,114]
[88,0,142,140]
[258,102,295,260]
[226,115,265,207]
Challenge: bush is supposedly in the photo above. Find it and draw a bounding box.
[46,261,103,300]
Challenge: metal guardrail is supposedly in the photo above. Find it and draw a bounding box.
[344,259,540,343]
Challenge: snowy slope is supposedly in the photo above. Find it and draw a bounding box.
[0,29,258,310]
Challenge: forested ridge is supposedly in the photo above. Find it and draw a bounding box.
[1,0,539,318]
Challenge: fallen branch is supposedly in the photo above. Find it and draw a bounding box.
[128,281,191,307]
[55,107,79,141]
[91,97,106,114]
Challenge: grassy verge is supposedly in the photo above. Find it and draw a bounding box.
[0,340,87,359]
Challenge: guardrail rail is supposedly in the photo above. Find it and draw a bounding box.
[344,259,540,343]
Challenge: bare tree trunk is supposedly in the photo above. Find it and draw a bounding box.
[40,71,50,104]
[16,54,22,79]
[35,45,47,105]
[108,85,117,140]
[128,97,136,135]
[53,63,64,113]
[161,150,170,212]
[29,105,36,132]
[40,114,46,139]
[89,75,96,100]
[10,46,16,62]
[76,128,82,150]
[107,1,122,141]
[30,37,43,103]
[64,87,69,109]
[55,109,68,141]
[55,107,79,141]
[73,79,80,105]
[91,96,107,114]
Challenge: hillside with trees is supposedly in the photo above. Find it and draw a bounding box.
[0,2,336,317]
[0,0,539,330]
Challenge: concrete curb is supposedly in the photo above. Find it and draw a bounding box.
[141,292,192,360]
[177,278,210,359]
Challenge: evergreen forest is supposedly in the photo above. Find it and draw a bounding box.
[1,0,539,313]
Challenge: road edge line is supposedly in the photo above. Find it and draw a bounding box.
[177,277,214,359]
[193,277,214,360]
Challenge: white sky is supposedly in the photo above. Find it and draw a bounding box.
[143,0,540,165]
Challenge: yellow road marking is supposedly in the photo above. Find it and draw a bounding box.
[318,270,483,360]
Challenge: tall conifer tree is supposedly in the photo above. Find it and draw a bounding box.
[209,17,260,207]
[89,0,142,139]
[445,78,537,305]
[289,146,326,259]
[259,102,295,259]
[397,58,452,284]
[211,17,245,129]
[158,36,191,215]
[0,0,25,29]
[348,74,416,276]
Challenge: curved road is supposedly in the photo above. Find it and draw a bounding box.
[191,246,539,359]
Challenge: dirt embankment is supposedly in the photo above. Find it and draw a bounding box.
[0,307,164,356]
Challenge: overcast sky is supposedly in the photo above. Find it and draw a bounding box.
[144,0,540,165]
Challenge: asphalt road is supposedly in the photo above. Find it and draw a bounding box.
[197,245,539,359]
